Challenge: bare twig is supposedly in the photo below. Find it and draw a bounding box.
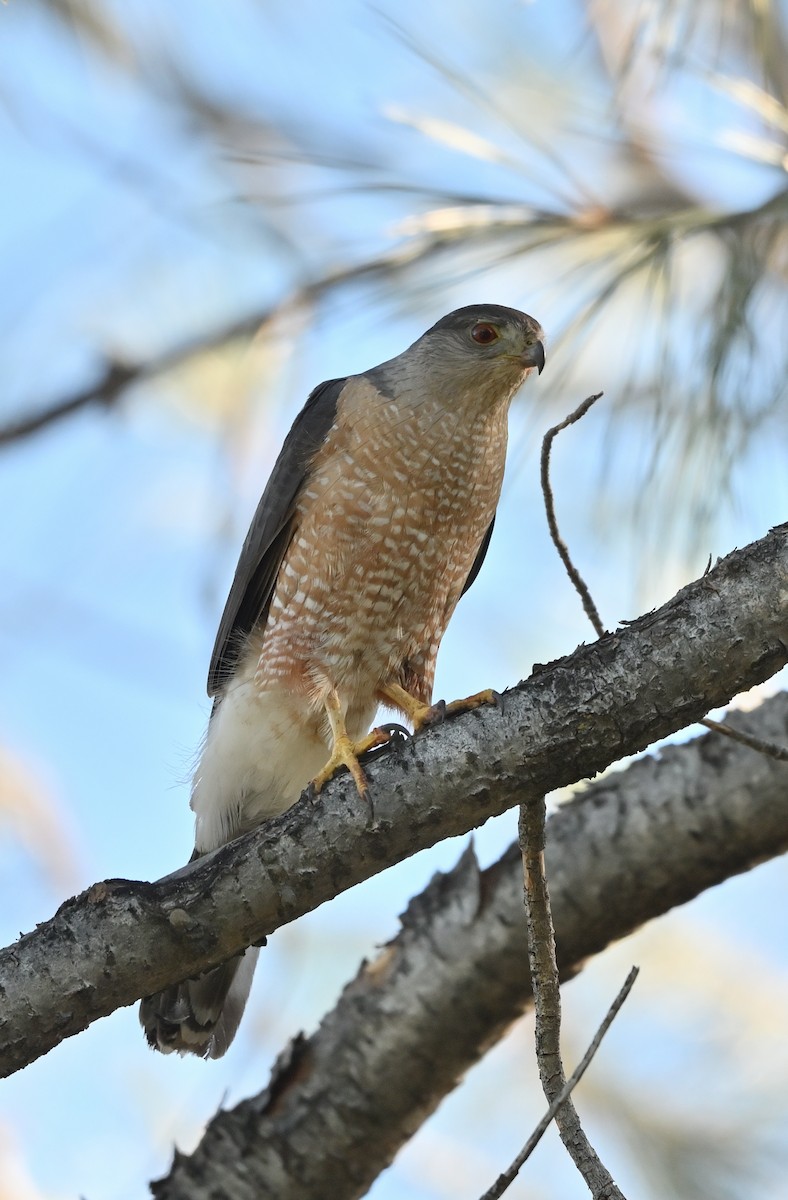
[479,967,639,1200]
[700,715,788,761]
[540,393,606,637]
[541,397,787,767]
[519,797,628,1199]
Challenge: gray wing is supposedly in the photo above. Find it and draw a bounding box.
[461,517,495,598]
[207,377,346,696]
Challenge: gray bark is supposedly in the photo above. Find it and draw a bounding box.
[152,694,788,1200]
[0,522,786,1078]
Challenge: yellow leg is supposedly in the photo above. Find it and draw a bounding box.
[378,682,434,730]
[309,689,391,799]
[380,682,501,732]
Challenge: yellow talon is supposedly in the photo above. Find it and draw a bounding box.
[310,690,391,798]
[310,682,503,799]
[444,687,502,719]
[380,682,501,732]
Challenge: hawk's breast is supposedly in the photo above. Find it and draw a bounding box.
[255,381,509,704]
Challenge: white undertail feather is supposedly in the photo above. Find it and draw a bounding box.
[192,678,330,853]
[140,673,376,1058]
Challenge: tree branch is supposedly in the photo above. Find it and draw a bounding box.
[480,968,639,1200]
[0,523,785,1077]
[520,793,626,1198]
[151,692,788,1200]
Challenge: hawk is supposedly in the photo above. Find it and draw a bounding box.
[140,303,545,1057]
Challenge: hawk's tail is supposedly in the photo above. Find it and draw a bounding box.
[139,946,260,1059]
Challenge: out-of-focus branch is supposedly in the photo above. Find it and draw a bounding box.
[0,247,430,448]
[0,315,262,447]
[151,693,788,1200]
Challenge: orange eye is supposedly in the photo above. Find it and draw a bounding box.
[470,322,499,345]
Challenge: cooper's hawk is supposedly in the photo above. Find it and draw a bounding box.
[140,303,545,1057]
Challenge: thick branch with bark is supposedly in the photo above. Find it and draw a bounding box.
[0,523,785,1078]
[152,693,788,1200]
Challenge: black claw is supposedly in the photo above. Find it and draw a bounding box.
[491,689,505,715]
[430,699,447,725]
[360,722,412,762]
[380,722,412,757]
[378,722,413,743]
[252,934,268,949]
[305,781,320,805]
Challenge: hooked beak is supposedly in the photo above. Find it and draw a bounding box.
[525,339,546,375]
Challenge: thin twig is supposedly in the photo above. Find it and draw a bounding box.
[700,716,788,761]
[519,798,628,1199]
[479,967,639,1200]
[537,392,628,1197]
[541,395,787,767]
[540,393,605,637]
[537,394,785,1195]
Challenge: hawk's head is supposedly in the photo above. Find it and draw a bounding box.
[382,303,546,412]
[425,304,545,376]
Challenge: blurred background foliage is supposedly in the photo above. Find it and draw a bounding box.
[0,1,786,1198]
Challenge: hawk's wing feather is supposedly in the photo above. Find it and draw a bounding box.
[461,516,495,598]
[207,377,346,696]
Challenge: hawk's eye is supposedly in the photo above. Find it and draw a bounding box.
[470,322,499,345]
